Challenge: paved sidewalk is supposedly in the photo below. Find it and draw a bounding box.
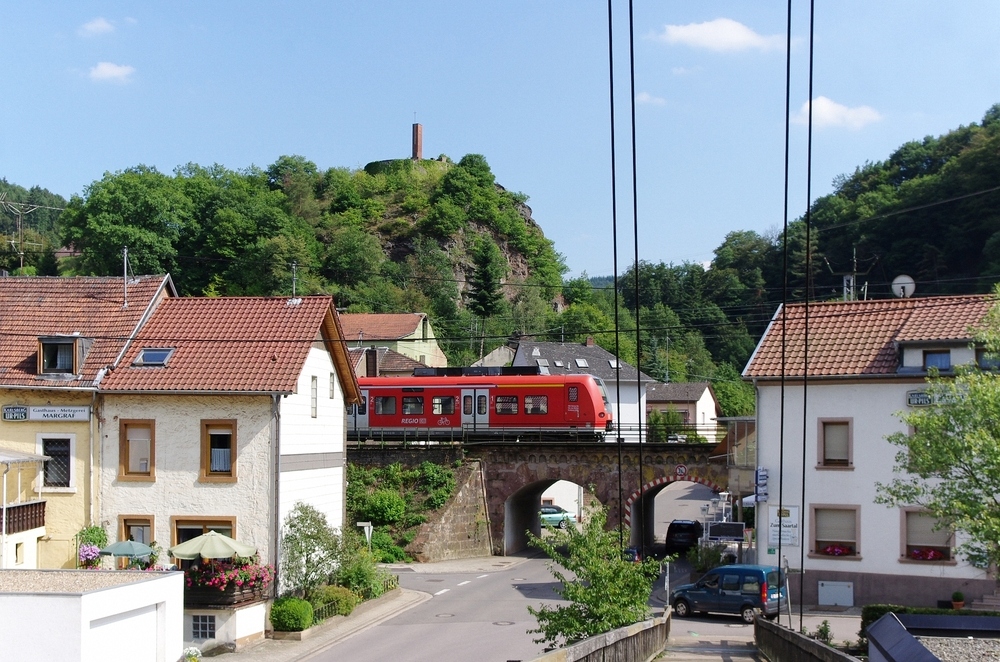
[207,555,535,661]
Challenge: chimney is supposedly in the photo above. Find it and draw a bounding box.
[412,123,423,160]
[365,346,379,378]
[585,336,595,347]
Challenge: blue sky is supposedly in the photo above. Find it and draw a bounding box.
[3,2,998,278]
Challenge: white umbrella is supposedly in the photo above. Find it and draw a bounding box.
[167,531,256,560]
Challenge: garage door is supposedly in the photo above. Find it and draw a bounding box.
[89,604,158,662]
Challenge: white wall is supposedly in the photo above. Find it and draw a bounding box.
[755,380,984,580]
[278,345,347,532]
[100,394,275,562]
[1,526,43,569]
[610,379,646,443]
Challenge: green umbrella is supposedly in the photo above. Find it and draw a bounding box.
[168,531,257,560]
[99,540,155,558]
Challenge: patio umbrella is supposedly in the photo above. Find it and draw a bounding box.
[99,540,155,557]
[167,531,256,560]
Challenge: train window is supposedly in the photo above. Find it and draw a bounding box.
[568,386,579,402]
[357,398,367,415]
[375,396,396,415]
[432,396,455,415]
[477,395,487,415]
[495,395,518,415]
[463,396,473,415]
[524,395,548,415]
[402,397,424,415]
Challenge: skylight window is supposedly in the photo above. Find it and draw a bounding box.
[608,359,619,369]
[575,358,589,368]
[554,360,564,367]
[536,359,549,367]
[133,348,174,367]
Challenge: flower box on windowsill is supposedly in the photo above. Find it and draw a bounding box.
[184,582,265,607]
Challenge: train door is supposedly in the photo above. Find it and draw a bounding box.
[460,388,490,433]
[348,390,369,436]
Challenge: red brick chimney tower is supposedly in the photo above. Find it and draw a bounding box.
[412,123,423,160]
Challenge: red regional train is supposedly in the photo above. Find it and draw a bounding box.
[347,368,613,442]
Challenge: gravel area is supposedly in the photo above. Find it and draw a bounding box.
[918,636,1000,661]
[0,569,173,593]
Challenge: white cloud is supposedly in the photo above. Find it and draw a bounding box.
[793,96,882,130]
[636,92,666,106]
[655,18,784,53]
[79,18,114,37]
[89,62,135,83]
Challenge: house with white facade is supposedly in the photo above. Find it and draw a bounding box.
[98,295,360,649]
[645,381,724,444]
[744,294,995,607]
[0,275,174,569]
[340,312,448,368]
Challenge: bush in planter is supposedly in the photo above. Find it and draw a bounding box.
[309,585,359,616]
[270,597,313,631]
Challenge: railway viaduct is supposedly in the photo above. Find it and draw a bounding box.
[347,441,728,555]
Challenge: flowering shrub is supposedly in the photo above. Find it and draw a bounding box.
[910,547,946,561]
[78,543,101,568]
[182,647,202,661]
[821,544,853,556]
[185,558,274,591]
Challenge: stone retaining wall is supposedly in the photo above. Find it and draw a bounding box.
[406,460,492,562]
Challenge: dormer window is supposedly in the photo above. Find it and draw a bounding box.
[977,349,1000,371]
[37,336,90,375]
[133,348,174,367]
[923,350,951,371]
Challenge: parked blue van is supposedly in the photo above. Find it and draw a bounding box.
[670,564,786,623]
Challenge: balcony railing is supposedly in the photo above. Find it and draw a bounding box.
[3,500,46,534]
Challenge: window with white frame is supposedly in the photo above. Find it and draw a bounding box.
[819,420,851,467]
[311,375,318,418]
[903,510,952,561]
[812,506,859,557]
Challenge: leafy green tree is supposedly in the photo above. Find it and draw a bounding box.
[467,236,508,318]
[281,502,341,597]
[711,363,755,416]
[527,506,660,647]
[61,165,192,276]
[876,286,1000,569]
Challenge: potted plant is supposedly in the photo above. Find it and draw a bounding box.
[951,591,965,609]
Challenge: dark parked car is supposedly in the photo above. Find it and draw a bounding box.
[665,519,703,553]
[670,564,786,623]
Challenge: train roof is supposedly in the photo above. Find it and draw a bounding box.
[357,373,604,386]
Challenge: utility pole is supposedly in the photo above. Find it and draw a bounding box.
[824,248,877,301]
[0,194,63,273]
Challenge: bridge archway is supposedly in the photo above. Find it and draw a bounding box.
[503,479,594,554]
[624,475,724,549]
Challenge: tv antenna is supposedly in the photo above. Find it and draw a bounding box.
[0,193,65,272]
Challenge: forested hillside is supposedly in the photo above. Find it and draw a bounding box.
[2,104,998,417]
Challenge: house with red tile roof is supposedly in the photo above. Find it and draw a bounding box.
[744,294,995,608]
[339,313,447,368]
[347,346,427,378]
[98,296,360,609]
[0,275,175,569]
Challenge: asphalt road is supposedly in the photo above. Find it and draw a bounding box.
[307,557,563,662]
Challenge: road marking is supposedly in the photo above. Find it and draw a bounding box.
[477,574,488,578]
[458,581,471,586]
[434,589,450,596]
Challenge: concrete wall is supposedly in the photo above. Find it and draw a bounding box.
[406,460,492,561]
[100,394,275,561]
[0,388,95,568]
[184,601,266,652]
[528,614,670,662]
[755,380,991,607]
[0,571,183,662]
[1,525,44,569]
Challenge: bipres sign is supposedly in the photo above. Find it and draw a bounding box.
[3,405,90,422]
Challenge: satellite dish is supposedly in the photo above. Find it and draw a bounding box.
[891,275,916,298]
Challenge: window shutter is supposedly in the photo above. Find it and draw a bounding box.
[823,422,849,462]
[906,512,951,547]
[815,509,856,543]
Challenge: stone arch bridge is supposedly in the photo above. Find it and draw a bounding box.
[347,441,727,555]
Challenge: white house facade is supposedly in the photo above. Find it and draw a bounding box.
[745,295,996,607]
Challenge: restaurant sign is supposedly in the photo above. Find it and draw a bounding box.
[3,405,90,422]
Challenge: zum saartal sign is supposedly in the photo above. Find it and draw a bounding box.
[2,405,91,422]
